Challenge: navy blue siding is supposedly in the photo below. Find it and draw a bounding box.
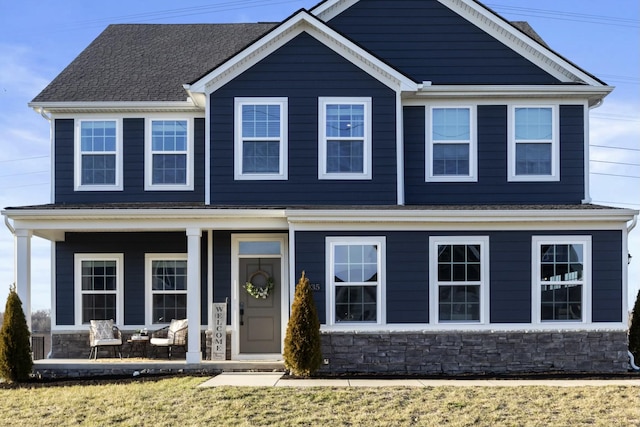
[328,0,560,84]
[54,118,206,204]
[212,231,232,324]
[404,105,585,205]
[55,232,208,326]
[295,229,622,325]
[210,32,397,206]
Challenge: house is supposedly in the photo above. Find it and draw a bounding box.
[3,0,637,374]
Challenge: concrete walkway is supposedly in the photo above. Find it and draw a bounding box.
[198,372,640,388]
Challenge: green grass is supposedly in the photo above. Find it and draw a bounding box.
[0,376,638,426]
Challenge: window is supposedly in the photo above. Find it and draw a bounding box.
[426,106,477,182]
[429,237,489,323]
[234,98,288,180]
[76,120,122,191]
[327,237,385,324]
[319,97,372,180]
[75,254,123,325]
[508,106,559,181]
[146,255,187,324]
[145,119,193,190]
[532,236,591,323]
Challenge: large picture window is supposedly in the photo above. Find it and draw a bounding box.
[508,106,559,181]
[75,254,123,325]
[76,120,122,191]
[532,236,591,323]
[319,97,372,180]
[426,106,477,182]
[146,255,187,324]
[234,98,288,180]
[327,237,385,324]
[429,237,489,324]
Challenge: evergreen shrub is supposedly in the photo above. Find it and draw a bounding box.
[0,285,33,383]
[629,289,640,363]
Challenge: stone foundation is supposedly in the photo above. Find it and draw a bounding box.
[318,330,629,375]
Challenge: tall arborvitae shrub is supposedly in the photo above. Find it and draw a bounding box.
[629,289,640,363]
[0,285,33,383]
[283,271,322,377]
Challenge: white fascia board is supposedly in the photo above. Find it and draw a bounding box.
[407,85,613,107]
[28,101,203,114]
[311,0,359,21]
[438,0,606,87]
[187,10,416,95]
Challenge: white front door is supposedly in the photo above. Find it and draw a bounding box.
[231,234,288,360]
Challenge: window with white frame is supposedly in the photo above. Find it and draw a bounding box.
[429,237,489,323]
[75,254,123,325]
[532,236,591,322]
[327,237,385,324]
[234,98,288,180]
[146,255,187,324]
[508,106,559,181]
[76,120,122,190]
[426,106,476,182]
[319,97,372,180]
[146,119,193,190]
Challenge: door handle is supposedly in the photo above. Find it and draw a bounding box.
[239,301,245,326]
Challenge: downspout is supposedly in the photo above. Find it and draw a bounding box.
[628,215,638,370]
[4,216,15,235]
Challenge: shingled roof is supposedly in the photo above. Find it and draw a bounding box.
[32,23,276,103]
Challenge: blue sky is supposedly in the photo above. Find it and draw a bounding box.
[0,0,638,312]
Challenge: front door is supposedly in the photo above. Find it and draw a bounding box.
[239,257,282,355]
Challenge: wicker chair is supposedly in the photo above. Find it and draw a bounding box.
[150,319,188,359]
[89,319,123,360]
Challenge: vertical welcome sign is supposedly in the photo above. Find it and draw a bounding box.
[211,302,227,360]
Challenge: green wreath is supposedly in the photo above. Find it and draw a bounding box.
[244,271,275,299]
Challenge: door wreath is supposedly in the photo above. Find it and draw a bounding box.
[244,270,275,299]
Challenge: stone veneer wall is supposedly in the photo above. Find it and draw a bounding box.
[318,331,629,374]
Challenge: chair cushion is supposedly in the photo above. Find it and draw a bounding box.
[168,319,188,341]
[93,338,122,346]
[150,338,170,346]
[90,320,114,340]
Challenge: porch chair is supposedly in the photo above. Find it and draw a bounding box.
[150,319,188,359]
[89,319,123,360]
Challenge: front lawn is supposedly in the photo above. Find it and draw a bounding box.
[0,376,638,426]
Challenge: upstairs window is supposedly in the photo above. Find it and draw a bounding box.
[319,97,372,180]
[234,98,288,180]
[146,119,193,191]
[76,120,122,191]
[508,106,559,182]
[426,106,477,182]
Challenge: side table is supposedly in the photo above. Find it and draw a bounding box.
[127,335,150,358]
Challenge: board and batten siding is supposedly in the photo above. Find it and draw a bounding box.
[327,0,560,85]
[294,229,623,325]
[54,232,210,326]
[54,118,206,204]
[404,105,585,205]
[209,32,397,206]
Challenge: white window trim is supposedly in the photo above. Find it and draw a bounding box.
[74,118,123,191]
[426,105,477,182]
[429,236,490,325]
[507,105,560,182]
[145,117,194,191]
[531,236,592,324]
[318,97,372,180]
[326,236,386,326]
[234,97,288,180]
[145,253,188,325]
[74,253,124,326]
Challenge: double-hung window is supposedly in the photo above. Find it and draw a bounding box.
[76,120,122,191]
[426,106,477,182]
[429,237,489,323]
[146,254,188,324]
[75,254,123,325]
[532,236,591,323]
[508,106,559,181]
[235,98,288,180]
[319,97,372,180]
[146,119,193,190]
[327,237,385,324]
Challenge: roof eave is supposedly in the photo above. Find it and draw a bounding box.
[27,100,205,115]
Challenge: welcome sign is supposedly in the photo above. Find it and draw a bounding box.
[211,302,227,360]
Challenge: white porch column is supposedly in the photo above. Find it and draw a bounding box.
[186,228,202,364]
[14,229,32,331]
